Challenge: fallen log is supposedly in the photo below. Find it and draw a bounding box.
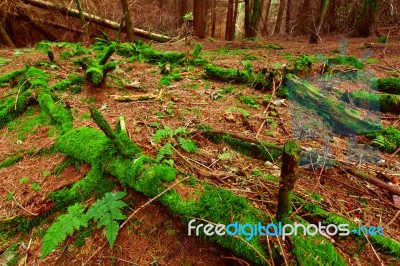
[20,0,172,42]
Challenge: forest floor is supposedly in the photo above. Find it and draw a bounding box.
[0,33,399,266]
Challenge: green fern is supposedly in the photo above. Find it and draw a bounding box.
[371,135,387,149]
[154,126,174,143]
[85,191,127,248]
[41,203,88,258]
[178,137,198,153]
[156,143,174,162]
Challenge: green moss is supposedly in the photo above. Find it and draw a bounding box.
[0,68,26,86]
[159,70,182,86]
[50,166,115,208]
[328,56,364,69]
[376,36,387,43]
[0,242,20,266]
[367,126,400,152]
[0,90,34,129]
[38,90,73,133]
[341,90,400,113]
[240,95,260,108]
[60,43,90,59]
[192,43,203,58]
[203,132,281,162]
[377,77,400,95]
[204,64,270,90]
[52,75,85,92]
[0,155,23,169]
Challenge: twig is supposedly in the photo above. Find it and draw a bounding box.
[83,176,189,265]
[256,78,277,138]
[363,233,384,266]
[387,210,400,226]
[2,186,38,216]
[221,256,250,266]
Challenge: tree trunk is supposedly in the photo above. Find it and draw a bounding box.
[294,0,311,35]
[179,0,188,24]
[233,0,239,34]
[326,0,338,33]
[352,0,379,37]
[274,0,287,35]
[309,0,330,44]
[276,141,301,222]
[19,14,58,41]
[0,22,15,48]
[193,0,206,38]
[285,0,292,33]
[244,0,261,38]
[225,0,235,40]
[120,0,134,42]
[261,0,272,36]
[75,0,89,42]
[20,0,171,42]
[211,0,217,37]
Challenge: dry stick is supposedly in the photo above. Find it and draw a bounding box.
[83,176,189,265]
[387,210,400,226]
[14,78,31,110]
[2,187,38,216]
[363,232,384,266]
[191,217,271,266]
[256,77,277,138]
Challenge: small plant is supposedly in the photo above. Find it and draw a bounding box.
[183,12,193,21]
[42,171,51,177]
[226,107,251,118]
[240,96,260,108]
[19,177,29,184]
[6,191,14,201]
[376,36,387,43]
[32,183,42,191]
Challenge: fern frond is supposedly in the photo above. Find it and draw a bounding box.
[86,191,127,247]
[41,203,88,258]
[156,143,173,162]
[178,137,198,153]
[154,126,174,143]
[174,127,186,135]
[372,135,386,148]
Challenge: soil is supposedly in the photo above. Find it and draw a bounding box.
[0,32,399,265]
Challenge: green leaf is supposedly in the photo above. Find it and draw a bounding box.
[174,127,186,135]
[156,143,173,162]
[86,191,127,248]
[178,137,198,153]
[41,203,87,258]
[154,126,174,143]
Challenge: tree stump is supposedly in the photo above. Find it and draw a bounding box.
[276,140,302,222]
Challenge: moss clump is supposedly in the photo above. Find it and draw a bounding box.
[341,91,400,113]
[159,70,182,86]
[377,77,400,95]
[0,89,34,129]
[203,132,282,162]
[302,202,400,256]
[38,90,73,133]
[52,75,85,92]
[0,68,26,86]
[0,155,23,169]
[204,64,270,90]
[60,43,90,59]
[50,166,115,208]
[327,55,364,69]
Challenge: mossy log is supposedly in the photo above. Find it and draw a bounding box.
[75,45,116,86]
[204,64,272,90]
[0,68,26,86]
[377,77,400,95]
[56,126,271,265]
[341,90,400,114]
[286,74,381,134]
[276,141,302,222]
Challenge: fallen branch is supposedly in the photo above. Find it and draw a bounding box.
[20,0,172,42]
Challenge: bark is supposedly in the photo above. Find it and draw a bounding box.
[244,0,261,38]
[211,0,217,37]
[0,22,15,48]
[18,14,57,41]
[179,0,188,24]
[75,0,88,42]
[309,0,330,44]
[120,0,134,42]
[225,0,235,40]
[352,0,379,37]
[294,0,311,35]
[274,0,287,35]
[20,0,171,42]
[260,0,272,36]
[193,0,206,38]
[285,0,292,33]
[233,0,239,32]
[276,141,302,222]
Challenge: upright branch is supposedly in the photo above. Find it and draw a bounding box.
[74,0,89,43]
[276,141,302,222]
[309,0,330,43]
[120,0,134,42]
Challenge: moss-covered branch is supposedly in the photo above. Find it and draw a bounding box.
[341,90,400,114]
